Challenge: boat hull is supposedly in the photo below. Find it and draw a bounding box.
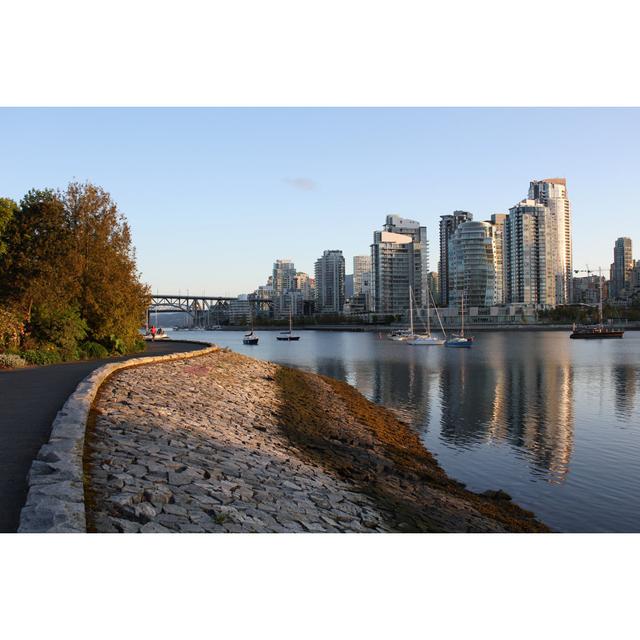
[243,338,259,345]
[570,331,624,339]
[445,338,472,348]
[276,336,300,341]
[406,338,445,346]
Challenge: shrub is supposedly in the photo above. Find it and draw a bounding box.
[29,305,87,360]
[131,337,146,353]
[0,307,23,351]
[21,347,63,366]
[103,334,127,355]
[0,353,28,369]
[78,341,109,360]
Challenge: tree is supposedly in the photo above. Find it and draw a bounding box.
[62,181,150,351]
[0,182,149,358]
[0,189,76,343]
[0,197,18,259]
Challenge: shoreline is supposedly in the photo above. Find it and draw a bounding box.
[171,324,640,333]
[85,348,548,533]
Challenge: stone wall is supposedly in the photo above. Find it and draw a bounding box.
[18,343,217,533]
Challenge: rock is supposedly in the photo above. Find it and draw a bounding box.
[140,521,173,533]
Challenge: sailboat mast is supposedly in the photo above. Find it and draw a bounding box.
[460,294,464,338]
[409,286,414,335]
[598,267,603,325]
[426,282,431,335]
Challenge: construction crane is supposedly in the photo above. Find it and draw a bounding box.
[574,266,604,325]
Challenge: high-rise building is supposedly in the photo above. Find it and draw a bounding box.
[528,178,572,304]
[488,213,507,305]
[449,221,498,307]
[293,271,314,299]
[505,199,556,306]
[353,255,372,295]
[314,250,345,314]
[371,214,429,315]
[345,274,354,299]
[427,272,439,305]
[611,237,633,299]
[439,211,473,306]
[272,259,297,294]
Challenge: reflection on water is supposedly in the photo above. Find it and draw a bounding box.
[171,328,640,532]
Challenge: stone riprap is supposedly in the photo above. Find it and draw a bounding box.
[86,349,548,533]
[18,343,217,533]
[87,353,390,532]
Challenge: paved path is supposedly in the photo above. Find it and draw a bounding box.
[0,341,209,533]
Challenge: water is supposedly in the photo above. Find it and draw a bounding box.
[168,328,640,532]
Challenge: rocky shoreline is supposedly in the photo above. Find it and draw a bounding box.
[85,348,549,533]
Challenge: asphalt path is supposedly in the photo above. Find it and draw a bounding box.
[0,340,209,533]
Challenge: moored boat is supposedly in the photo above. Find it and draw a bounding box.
[243,331,259,345]
[570,325,624,339]
[276,306,300,341]
[406,285,446,347]
[569,267,624,339]
[445,294,473,348]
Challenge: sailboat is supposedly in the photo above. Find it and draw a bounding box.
[445,293,473,348]
[276,305,300,341]
[406,284,445,345]
[243,305,259,345]
[570,268,624,339]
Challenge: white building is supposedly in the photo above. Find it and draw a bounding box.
[528,178,573,304]
[353,255,372,295]
[371,215,429,315]
[505,199,556,307]
[449,221,498,307]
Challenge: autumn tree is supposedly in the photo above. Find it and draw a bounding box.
[0,182,150,358]
[62,181,150,351]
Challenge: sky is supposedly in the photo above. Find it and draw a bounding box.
[1,107,639,296]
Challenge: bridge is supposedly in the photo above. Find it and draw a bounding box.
[148,294,274,327]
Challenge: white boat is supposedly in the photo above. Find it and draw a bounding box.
[405,285,446,346]
[388,329,412,341]
[276,305,300,341]
[445,294,473,348]
[243,309,259,345]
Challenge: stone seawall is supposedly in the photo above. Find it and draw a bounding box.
[85,349,549,533]
[18,343,218,533]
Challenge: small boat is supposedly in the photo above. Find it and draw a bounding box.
[445,295,473,348]
[276,307,300,341]
[243,308,259,345]
[388,329,412,341]
[570,325,624,339]
[406,282,446,346]
[570,268,624,339]
[243,331,259,345]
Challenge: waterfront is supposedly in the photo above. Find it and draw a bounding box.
[170,329,640,532]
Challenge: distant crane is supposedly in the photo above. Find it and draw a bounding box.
[574,266,604,325]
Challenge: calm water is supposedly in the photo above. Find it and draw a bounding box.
[168,328,640,532]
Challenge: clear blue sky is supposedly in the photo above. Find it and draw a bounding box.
[1,108,638,295]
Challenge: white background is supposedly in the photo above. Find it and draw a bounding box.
[2,1,639,638]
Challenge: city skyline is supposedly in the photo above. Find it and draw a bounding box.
[1,108,639,295]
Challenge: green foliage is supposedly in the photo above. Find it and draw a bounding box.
[0,181,150,366]
[0,353,28,369]
[78,341,109,360]
[29,305,88,360]
[0,307,23,352]
[103,334,127,355]
[0,197,18,258]
[21,347,63,366]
